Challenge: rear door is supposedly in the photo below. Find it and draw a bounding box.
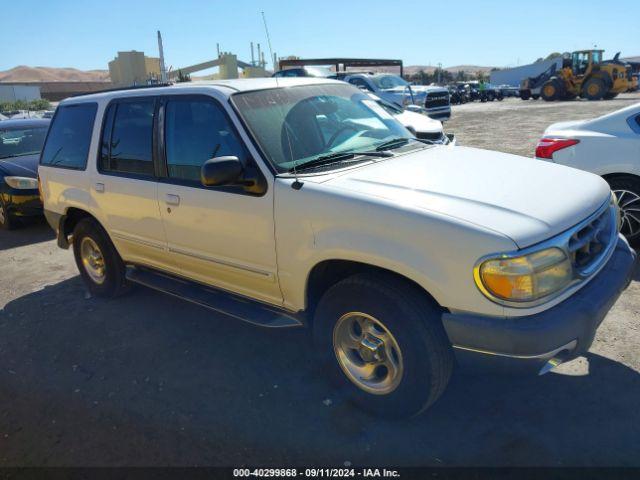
[155,94,281,305]
[92,97,173,273]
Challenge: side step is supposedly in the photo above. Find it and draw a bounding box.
[125,266,304,328]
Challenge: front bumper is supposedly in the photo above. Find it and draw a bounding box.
[0,190,42,217]
[425,108,451,121]
[442,237,637,373]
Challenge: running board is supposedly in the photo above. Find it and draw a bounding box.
[125,266,304,328]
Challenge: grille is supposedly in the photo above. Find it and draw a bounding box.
[567,206,615,276]
[425,93,450,109]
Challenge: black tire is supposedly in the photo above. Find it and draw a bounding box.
[532,94,540,100]
[520,90,531,100]
[607,176,640,246]
[313,273,454,417]
[604,92,619,100]
[72,217,129,297]
[541,79,562,101]
[583,77,606,100]
[0,198,16,230]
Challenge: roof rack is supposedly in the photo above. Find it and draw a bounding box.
[71,82,173,98]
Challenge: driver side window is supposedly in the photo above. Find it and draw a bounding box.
[164,97,248,183]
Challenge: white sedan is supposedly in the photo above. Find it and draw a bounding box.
[536,102,640,243]
[368,93,455,145]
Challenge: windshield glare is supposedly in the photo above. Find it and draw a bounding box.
[0,127,48,159]
[232,84,412,172]
[371,75,409,90]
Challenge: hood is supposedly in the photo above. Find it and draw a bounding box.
[394,110,442,134]
[324,146,610,248]
[0,153,40,177]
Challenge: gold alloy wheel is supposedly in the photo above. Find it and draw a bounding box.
[80,237,106,285]
[333,312,404,395]
[544,85,555,97]
[587,82,600,96]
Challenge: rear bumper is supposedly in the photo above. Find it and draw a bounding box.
[442,237,637,374]
[0,190,42,217]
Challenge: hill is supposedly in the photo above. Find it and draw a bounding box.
[0,66,110,83]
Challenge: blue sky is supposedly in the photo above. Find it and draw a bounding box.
[3,0,639,72]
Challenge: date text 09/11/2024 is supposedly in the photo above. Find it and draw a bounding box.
[232,468,400,477]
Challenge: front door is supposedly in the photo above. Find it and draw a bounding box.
[156,95,281,306]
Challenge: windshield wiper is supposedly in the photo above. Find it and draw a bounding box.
[290,150,392,173]
[375,137,436,152]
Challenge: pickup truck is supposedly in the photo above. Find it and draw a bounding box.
[343,73,451,120]
[38,78,636,416]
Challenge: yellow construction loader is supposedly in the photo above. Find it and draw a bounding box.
[520,50,635,101]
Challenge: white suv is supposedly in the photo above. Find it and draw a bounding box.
[39,78,636,416]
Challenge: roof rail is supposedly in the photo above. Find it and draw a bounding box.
[71,82,173,98]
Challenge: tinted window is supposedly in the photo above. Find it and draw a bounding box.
[0,127,48,159]
[165,98,246,182]
[349,78,372,91]
[40,104,97,169]
[100,100,155,176]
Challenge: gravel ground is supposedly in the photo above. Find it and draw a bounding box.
[1,94,639,467]
[447,92,640,156]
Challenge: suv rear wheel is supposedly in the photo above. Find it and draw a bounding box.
[313,273,453,417]
[72,218,129,297]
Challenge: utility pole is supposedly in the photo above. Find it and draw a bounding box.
[157,30,167,83]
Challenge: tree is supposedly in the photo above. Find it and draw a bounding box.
[545,52,562,61]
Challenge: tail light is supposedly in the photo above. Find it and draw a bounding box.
[535,138,579,159]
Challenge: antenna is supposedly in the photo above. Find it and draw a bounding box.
[261,11,276,72]
[261,11,300,188]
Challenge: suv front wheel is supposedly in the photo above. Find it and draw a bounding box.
[72,217,129,297]
[313,273,453,417]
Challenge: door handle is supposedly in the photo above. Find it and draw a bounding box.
[165,194,180,206]
[94,182,105,193]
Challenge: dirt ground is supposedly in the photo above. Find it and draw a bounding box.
[447,92,640,157]
[1,94,639,467]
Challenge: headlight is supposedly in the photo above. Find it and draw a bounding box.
[475,247,573,305]
[611,191,621,232]
[4,176,39,190]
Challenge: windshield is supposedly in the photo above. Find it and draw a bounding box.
[232,83,412,173]
[371,75,409,90]
[0,127,48,159]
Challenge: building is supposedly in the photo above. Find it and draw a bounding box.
[490,57,563,87]
[108,51,161,86]
[0,84,41,103]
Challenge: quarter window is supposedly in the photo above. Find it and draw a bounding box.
[100,100,155,177]
[40,103,97,169]
[164,98,247,182]
[349,78,373,92]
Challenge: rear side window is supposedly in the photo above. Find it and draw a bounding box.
[100,99,155,177]
[40,103,97,169]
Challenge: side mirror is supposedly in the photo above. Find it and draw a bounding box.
[201,156,243,187]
